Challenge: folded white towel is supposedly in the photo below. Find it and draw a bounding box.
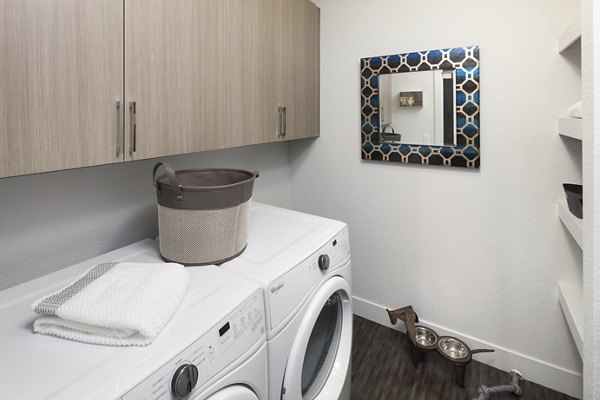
[31,262,189,346]
[567,100,582,119]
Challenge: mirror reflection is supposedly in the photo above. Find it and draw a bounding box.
[378,70,456,147]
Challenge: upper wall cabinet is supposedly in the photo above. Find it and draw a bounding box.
[0,0,320,178]
[222,0,283,147]
[281,0,320,140]
[125,0,222,160]
[0,0,124,178]
[222,0,320,147]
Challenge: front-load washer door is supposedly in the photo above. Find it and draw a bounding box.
[196,385,259,400]
[282,276,352,400]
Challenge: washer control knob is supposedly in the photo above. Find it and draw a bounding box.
[318,254,330,271]
[171,363,199,399]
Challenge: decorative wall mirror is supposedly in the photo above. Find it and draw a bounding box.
[360,46,480,168]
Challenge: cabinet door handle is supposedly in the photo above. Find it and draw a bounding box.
[277,106,285,139]
[282,106,287,136]
[116,101,124,156]
[129,101,137,154]
[276,106,282,138]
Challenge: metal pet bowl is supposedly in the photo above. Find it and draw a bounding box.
[437,337,469,360]
[414,325,438,348]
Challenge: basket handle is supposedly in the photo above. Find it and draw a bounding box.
[153,161,183,200]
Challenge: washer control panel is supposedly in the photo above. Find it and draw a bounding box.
[326,226,350,268]
[121,290,264,400]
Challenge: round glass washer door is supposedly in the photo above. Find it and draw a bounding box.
[282,276,352,400]
[301,292,342,398]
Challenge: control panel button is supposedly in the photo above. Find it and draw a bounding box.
[171,363,199,399]
[318,254,330,271]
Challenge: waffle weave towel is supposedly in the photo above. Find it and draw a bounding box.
[31,262,189,346]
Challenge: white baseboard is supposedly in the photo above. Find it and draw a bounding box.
[352,296,583,399]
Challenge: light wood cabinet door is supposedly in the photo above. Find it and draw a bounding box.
[125,0,222,160]
[222,0,282,147]
[0,0,124,178]
[281,0,319,140]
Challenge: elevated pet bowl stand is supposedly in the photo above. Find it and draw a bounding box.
[387,305,494,388]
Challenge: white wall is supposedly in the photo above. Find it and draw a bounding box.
[581,0,600,398]
[290,0,584,397]
[0,143,292,290]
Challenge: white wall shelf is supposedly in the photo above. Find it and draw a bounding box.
[557,117,582,141]
[558,15,582,53]
[558,197,583,249]
[557,281,583,357]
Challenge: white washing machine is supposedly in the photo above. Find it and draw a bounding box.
[0,240,268,400]
[222,203,352,400]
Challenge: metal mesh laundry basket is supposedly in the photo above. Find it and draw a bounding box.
[153,161,258,265]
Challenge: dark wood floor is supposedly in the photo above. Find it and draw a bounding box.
[351,316,577,400]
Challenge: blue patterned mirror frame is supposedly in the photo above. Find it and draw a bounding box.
[361,46,480,168]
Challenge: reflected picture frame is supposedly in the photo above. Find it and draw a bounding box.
[399,91,423,107]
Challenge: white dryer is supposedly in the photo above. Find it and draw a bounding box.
[222,203,352,400]
[0,240,268,400]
